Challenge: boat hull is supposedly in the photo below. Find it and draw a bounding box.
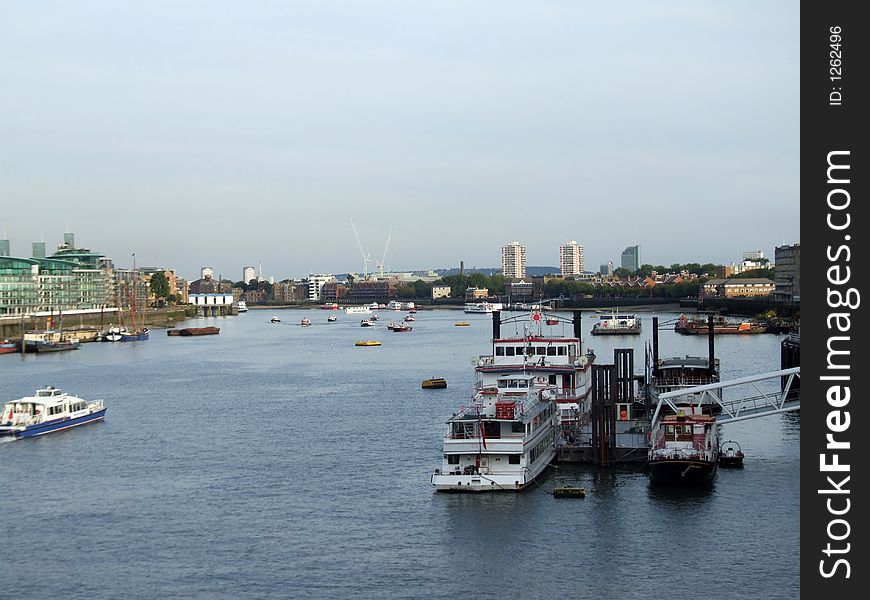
[648,459,717,485]
[431,459,554,492]
[591,327,641,336]
[719,457,744,468]
[0,408,107,440]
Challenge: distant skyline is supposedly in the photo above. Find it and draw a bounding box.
[1,1,799,281]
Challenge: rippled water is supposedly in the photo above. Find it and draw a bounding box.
[0,309,798,599]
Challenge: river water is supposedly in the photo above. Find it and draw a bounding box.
[0,309,798,599]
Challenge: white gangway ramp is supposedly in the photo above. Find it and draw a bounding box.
[651,367,800,427]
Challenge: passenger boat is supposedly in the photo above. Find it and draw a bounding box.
[431,310,596,492]
[473,310,596,443]
[431,375,560,492]
[178,327,220,336]
[464,302,504,314]
[648,409,719,485]
[345,306,372,315]
[591,311,641,335]
[1,340,20,355]
[360,319,376,327]
[271,317,282,323]
[422,378,447,389]
[301,318,312,327]
[387,322,412,332]
[327,315,337,322]
[236,300,248,312]
[675,314,766,335]
[454,322,471,327]
[718,440,744,468]
[355,340,381,347]
[0,386,106,440]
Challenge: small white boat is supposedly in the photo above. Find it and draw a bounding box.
[301,318,311,327]
[360,319,376,327]
[237,300,248,313]
[1,386,106,440]
[404,315,416,322]
[327,315,337,322]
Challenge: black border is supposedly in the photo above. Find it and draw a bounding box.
[802,3,868,595]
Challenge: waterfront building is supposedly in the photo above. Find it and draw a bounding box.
[465,287,489,300]
[701,278,775,299]
[505,279,535,303]
[501,241,526,279]
[621,245,640,273]
[599,262,614,277]
[559,241,584,277]
[347,280,397,304]
[307,274,335,301]
[431,285,451,300]
[320,282,348,303]
[243,266,256,284]
[774,243,800,302]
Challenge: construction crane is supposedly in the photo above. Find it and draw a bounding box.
[376,229,392,279]
[349,218,372,280]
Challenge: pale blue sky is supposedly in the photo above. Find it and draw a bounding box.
[0,1,799,281]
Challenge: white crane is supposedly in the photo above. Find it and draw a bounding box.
[376,229,392,279]
[349,218,372,280]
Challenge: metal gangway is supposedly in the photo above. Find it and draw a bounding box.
[650,367,800,426]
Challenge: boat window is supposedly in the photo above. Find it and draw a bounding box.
[518,380,528,388]
[506,347,515,356]
[667,425,675,434]
[684,425,693,434]
[508,380,518,388]
[483,421,500,438]
[509,455,521,464]
[447,455,459,464]
[495,347,504,356]
[549,375,557,385]
[536,347,545,355]
[557,346,567,356]
[498,381,507,388]
[511,422,524,433]
[547,347,557,356]
[515,346,524,355]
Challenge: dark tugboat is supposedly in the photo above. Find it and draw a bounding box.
[648,409,719,485]
[718,440,745,468]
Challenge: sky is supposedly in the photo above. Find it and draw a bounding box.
[0,1,799,281]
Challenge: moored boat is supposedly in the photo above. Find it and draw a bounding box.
[236,300,248,312]
[431,374,559,492]
[0,386,106,440]
[0,340,19,355]
[464,302,504,314]
[647,409,719,485]
[345,306,372,315]
[179,326,220,336]
[35,339,81,353]
[167,329,182,336]
[675,314,766,335]
[719,440,744,468]
[591,311,641,335]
